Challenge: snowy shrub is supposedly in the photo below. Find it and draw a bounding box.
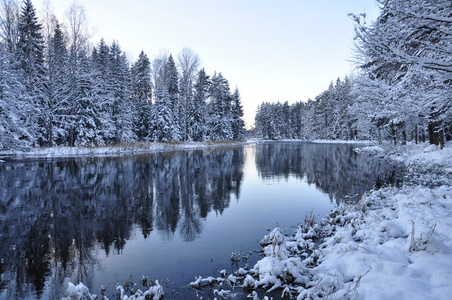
[62,279,164,300]
[62,282,97,300]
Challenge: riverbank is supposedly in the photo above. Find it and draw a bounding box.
[0,141,247,159]
[186,141,452,299]
[0,139,371,159]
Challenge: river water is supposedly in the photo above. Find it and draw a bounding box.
[0,142,402,299]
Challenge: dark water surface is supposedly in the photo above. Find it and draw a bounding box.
[0,142,402,299]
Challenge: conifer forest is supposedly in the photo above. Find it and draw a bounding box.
[0,0,246,151]
[0,0,451,151]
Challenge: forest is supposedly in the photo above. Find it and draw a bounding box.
[1,0,450,152]
[0,0,246,151]
[255,0,451,149]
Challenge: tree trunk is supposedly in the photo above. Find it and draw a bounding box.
[414,124,418,144]
[428,121,445,149]
[391,124,397,145]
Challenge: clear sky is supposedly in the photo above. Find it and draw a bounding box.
[36,0,380,128]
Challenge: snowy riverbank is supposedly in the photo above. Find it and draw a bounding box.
[59,141,452,299]
[0,141,247,159]
[0,139,369,159]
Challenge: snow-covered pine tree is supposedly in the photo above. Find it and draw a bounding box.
[16,0,46,145]
[64,2,93,146]
[230,87,245,141]
[91,38,116,145]
[334,76,354,140]
[44,22,72,146]
[191,68,210,141]
[166,54,179,107]
[149,53,181,141]
[290,102,304,140]
[0,46,37,149]
[108,41,136,143]
[70,48,100,147]
[153,88,180,141]
[254,102,275,140]
[166,54,182,139]
[208,72,233,140]
[131,50,153,140]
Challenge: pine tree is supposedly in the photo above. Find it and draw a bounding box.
[166,54,179,110]
[208,72,233,140]
[16,0,46,145]
[254,102,276,140]
[131,50,152,140]
[0,46,37,149]
[108,41,136,143]
[71,49,100,147]
[44,22,72,146]
[149,53,181,141]
[191,68,210,141]
[230,87,245,141]
[152,88,180,141]
[91,38,115,145]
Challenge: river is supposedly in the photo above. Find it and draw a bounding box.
[0,142,403,299]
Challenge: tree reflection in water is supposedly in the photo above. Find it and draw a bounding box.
[0,147,244,299]
[255,142,403,204]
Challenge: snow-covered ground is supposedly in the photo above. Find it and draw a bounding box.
[53,141,452,299]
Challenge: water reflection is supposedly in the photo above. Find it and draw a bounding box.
[0,148,244,299]
[256,142,402,204]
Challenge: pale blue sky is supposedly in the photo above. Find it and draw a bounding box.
[37,0,380,128]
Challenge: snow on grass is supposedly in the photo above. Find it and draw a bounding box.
[0,141,247,158]
[189,142,452,299]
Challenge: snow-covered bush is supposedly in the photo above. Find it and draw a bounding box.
[62,279,164,300]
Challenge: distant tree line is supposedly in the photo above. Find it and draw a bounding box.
[255,77,355,140]
[0,0,245,151]
[255,0,451,148]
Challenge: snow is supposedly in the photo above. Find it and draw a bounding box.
[187,141,452,299]
[0,141,247,158]
[62,280,164,300]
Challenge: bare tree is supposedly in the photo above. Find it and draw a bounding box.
[151,50,169,94]
[177,47,201,141]
[0,0,19,53]
[178,47,200,96]
[65,1,91,55]
[40,0,59,70]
